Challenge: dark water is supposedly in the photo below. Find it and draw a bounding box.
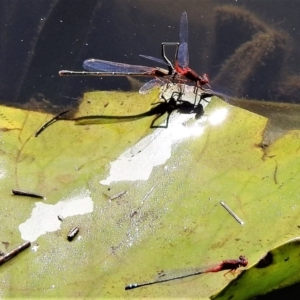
[0,0,300,110]
[0,1,300,298]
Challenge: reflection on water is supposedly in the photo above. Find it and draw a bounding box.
[0,0,300,111]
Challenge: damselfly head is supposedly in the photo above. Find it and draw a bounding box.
[199,73,209,85]
[239,255,248,267]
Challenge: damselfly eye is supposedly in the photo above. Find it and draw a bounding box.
[200,74,209,84]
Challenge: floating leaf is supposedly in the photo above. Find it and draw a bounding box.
[212,238,300,300]
[0,90,299,298]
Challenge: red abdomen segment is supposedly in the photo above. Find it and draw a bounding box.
[204,255,248,274]
[220,256,249,272]
[175,62,209,86]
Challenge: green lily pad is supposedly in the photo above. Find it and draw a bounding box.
[212,238,300,300]
[0,90,299,298]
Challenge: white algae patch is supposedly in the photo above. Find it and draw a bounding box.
[100,112,199,185]
[100,105,229,185]
[19,189,93,242]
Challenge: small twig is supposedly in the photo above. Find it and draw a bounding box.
[109,191,126,201]
[0,241,31,266]
[12,189,45,200]
[141,182,159,204]
[273,160,278,185]
[67,227,79,242]
[220,201,244,225]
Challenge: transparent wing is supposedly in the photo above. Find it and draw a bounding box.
[139,55,168,66]
[177,42,189,69]
[83,58,154,74]
[180,12,188,45]
[155,265,206,283]
[139,78,165,94]
[177,12,189,68]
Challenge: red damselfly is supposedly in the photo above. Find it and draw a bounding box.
[59,42,179,94]
[125,255,248,290]
[142,12,210,90]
